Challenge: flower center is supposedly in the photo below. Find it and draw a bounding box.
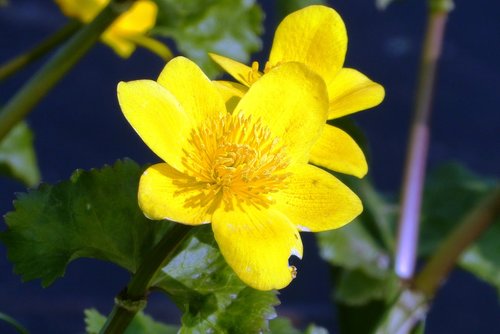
[181,113,290,210]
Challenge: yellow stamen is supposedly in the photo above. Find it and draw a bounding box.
[247,61,279,85]
[179,113,290,210]
[247,61,262,84]
[263,61,275,73]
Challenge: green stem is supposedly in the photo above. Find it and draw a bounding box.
[394,4,451,280]
[414,186,500,297]
[0,0,134,142]
[99,224,193,334]
[0,311,29,334]
[0,20,81,81]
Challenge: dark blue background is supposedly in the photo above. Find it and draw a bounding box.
[1,0,499,333]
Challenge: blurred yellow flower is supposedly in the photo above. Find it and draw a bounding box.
[55,0,170,59]
[117,57,362,290]
[210,5,385,178]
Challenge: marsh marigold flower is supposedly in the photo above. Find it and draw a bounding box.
[117,56,362,290]
[55,0,168,58]
[210,5,385,179]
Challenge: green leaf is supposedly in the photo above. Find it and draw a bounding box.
[460,233,500,296]
[0,122,40,186]
[305,324,329,334]
[269,317,329,334]
[269,317,302,334]
[84,309,107,334]
[84,308,178,334]
[0,159,171,286]
[154,0,263,77]
[318,219,391,280]
[335,269,399,306]
[420,163,496,254]
[420,163,500,296]
[153,225,279,333]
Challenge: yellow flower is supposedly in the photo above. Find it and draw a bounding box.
[117,56,362,290]
[55,0,170,59]
[210,5,385,178]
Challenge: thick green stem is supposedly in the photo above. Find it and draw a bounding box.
[394,6,450,280]
[414,186,500,297]
[0,20,81,81]
[99,224,193,334]
[0,0,134,142]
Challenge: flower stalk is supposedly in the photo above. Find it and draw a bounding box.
[394,1,452,280]
[0,0,135,142]
[99,223,193,334]
[0,20,81,82]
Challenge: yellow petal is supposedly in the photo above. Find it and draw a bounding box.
[212,205,303,290]
[209,53,256,87]
[269,5,347,85]
[157,57,226,126]
[212,80,247,113]
[138,163,213,224]
[328,68,385,119]
[102,0,158,58]
[101,32,137,58]
[234,62,328,164]
[112,0,157,33]
[55,0,103,22]
[117,80,191,170]
[309,125,368,178]
[274,164,362,232]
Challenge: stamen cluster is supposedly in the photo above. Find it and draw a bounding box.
[181,113,290,209]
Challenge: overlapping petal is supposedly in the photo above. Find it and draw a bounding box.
[309,125,368,178]
[212,205,303,290]
[269,5,347,86]
[274,164,362,232]
[209,53,256,87]
[327,68,385,119]
[117,80,191,170]
[157,57,226,127]
[235,62,328,163]
[139,163,213,224]
[212,80,247,113]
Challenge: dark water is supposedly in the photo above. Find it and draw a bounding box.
[0,0,499,333]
